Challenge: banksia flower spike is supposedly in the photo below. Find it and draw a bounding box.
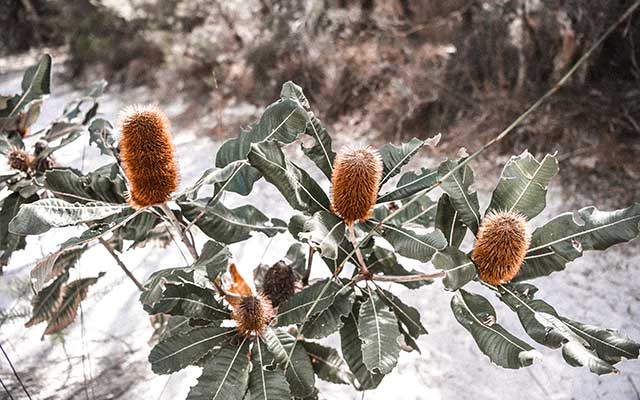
[215,264,274,338]
[119,105,179,209]
[330,146,383,224]
[261,261,299,307]
[471,210,531,285]
[7,148,33,174]
[330,146,383,277]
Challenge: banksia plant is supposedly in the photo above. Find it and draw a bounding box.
[330,146,383,224]
[471,210,531,285]
[217,264,274,338]
[119,105,179,208]
[261,260,299,307]
[7,148,32,174]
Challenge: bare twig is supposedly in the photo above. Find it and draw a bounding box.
[0,343,32,400]
[347,223,371,277]
[353,271,445,284]
[158,203,199,261]
[98,237,145,292]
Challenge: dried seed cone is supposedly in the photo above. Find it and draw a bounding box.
[232,294,273,337]
[119,105,178,208]
[261,261,298,307]
[471,210,531,285]
[330,146,383,224]
[7,148,32,173]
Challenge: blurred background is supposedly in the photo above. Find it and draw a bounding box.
[1,1,639,399]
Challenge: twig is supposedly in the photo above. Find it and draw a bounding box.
[0,376,15,400]
[98,238,145,292]
[158,203,199,261]
[352,271,445,284]
[347,223,371,277]
[0,343,32,400]
[302,246,314,286]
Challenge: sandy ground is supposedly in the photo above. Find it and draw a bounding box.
[0,68,639,400]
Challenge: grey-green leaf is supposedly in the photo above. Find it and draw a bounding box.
[248,141,331,214]
[365,246,431,289]
[516,203,640,281]
[302,341,354,385]
[381,223,446,262]
[150,282,231,321]
[276,279,341,327]
[179,199,287,245]
[488,151,558,220]
[377,167,438,204]
[438,160,481,234]
[376,288,427,338]
[358,289,401,374]
[9,199,129,235]
[298,211,345,260]
[249,339,291,400]
[149,326,236,374]
[187,339,251,400]
[379,137,426,187]
[301,284,355,339]
[435,194,466,249]
[451,289,540,369]
[340,305,384,390]
[432,246,477,291]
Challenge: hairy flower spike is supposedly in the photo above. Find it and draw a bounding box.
[7,148,32,174]
[119,105,179,208]
[330,146,383,224]
[471,210,531,285]
[261,261,298,307]
[232,294,273,338]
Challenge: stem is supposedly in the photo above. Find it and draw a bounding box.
[353,271,445,284]
[337,0,640,272]
[0,343,31,400]
[302,246,314,286]
[347,222,370,277]
[159,203,199,261]
[98,237,145,292]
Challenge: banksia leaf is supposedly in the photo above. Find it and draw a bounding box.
[24,271,69,328]
[472,210,531,285]
[330,147,383,224]
[119,105,178,208]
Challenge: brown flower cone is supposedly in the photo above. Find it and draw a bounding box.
[7,148,32,173]
[330,146,383,224]
[261,261,298,307]
[232,294,273,338]
[472,210,531,285]
[119,105,178,208]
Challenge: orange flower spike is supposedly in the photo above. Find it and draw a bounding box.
[119,105,179,208]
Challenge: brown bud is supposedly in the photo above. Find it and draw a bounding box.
[119,105,179,208]
[471,210,531,285]
[7,148,32,174]
[330,146,383,224]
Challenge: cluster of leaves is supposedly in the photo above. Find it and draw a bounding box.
[4,55,640,399]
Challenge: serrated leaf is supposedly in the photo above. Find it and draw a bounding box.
[248,141,331,214]
[438,160,481,234]
[435,194,465,248]
[340,304,384,390]
[187,339,251,400]
[276,279,340,327]
[298,211,345,260]
[301,113,335,179]
[9,199,128,235]
[488,151,558,220]
[432,246,477,291]
[150,282,231,321]
[140,268,198,311]
[181,161,244,201]
[377,167,438,204]
[88,118,116,156]
[358,289,401,374]
[249,339,291,400]
[302,341,354,385]
[301,285,355,339]
[261,328,315,398]
[375,288,427,338]
[516,203,640,281]
[193,240,231,279]
[381,223,446,262]
[44,164,126,204]
[374,196,437,227]
[43,272,104,337]
[179,199,287,245]
[379,137,427,187]
[365,246,431,289]
[0,192,37,265]
[284,242,306,278]
[215,98,307,195]
[25,271,69,327]
[451,289,540,369]
[149,326,236,374]
[1,54,51,120]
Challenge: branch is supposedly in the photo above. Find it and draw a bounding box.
[98,237,145,292]
[158,203,199,261]
[302,246,314,286]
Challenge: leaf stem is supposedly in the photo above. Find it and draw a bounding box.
[98,237,145,292]
[302,246,314,286]
[347,222,371,277]
[158,203,199,261]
